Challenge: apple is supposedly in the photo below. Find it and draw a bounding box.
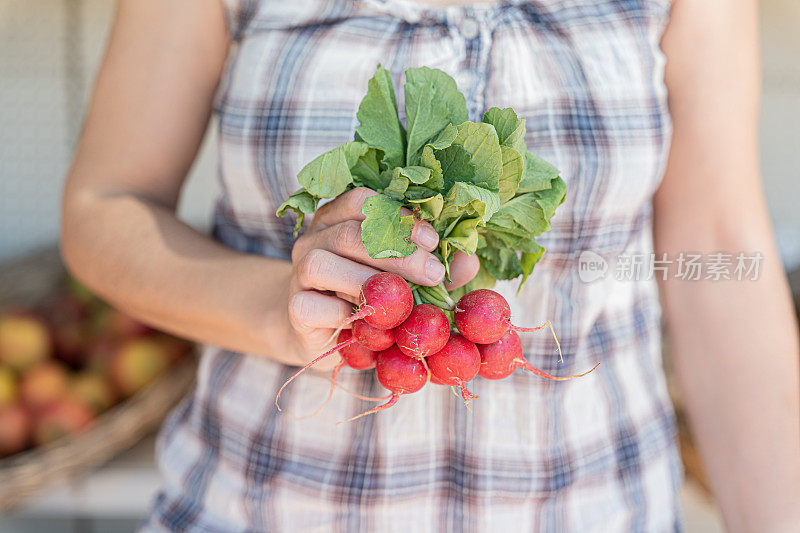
[93,308,152,338]
[109,338,171,397]
[85,334,119,372]
[70,371,115,414]
[32,398,93,446]
[150,333,193,363]
[0,403,31,456]
[42,293,93,368]
[0,312,51,371]
[0,366,17,407]
[51,321,88,369]
[19,361,70,410]
[43,292,90,325]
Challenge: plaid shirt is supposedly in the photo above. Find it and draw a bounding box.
[145,0,682,531]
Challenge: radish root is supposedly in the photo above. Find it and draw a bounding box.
[516,359,600,381]
[456,381,479,409]
[288,361,346,421]
[287,362,393,420]
[325,305,376,346]
[318,369,393,402]
[275,337,355,411]
[509,320,564,363]
[338,393,400,424]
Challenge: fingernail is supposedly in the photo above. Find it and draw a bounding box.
[426,257,446,283]
[415,225,439,250]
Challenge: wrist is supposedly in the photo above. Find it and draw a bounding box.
[241,261,304,365]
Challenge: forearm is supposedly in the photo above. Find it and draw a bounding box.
[62,191,301,365]
[660,244,800,531]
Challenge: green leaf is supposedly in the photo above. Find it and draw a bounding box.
[477,229,544,282]
[407,193,443,221]
[533,176,567,219]
[490,193,550,236]
[446,217,481,254]
[478,240,523,280]
[404,67,468,164]
[518,242,545,292]
[279,67,568,301]
[499,146,523,202]
[440,217,480,279]
[452,121,503,190]
[297,141,369,198]
[276,189,320,236]
[404,185,440,200]
[518,151,559,194]
[383,174,410,201]
[436,121,503,192]
[397,166,432,184]
[428,123,459,150]
[482,107,526,154]
[414,126,457,191]
[420,146,444,190]
[350,148,389,190]
[355,66,406,168]
[437,144,475,193]
[360,194,417,259]
[436,182,501,233]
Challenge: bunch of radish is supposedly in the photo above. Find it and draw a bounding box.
[275,272,598,422]
[274,66,594,421]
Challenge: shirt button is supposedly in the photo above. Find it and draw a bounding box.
[460,17,480,40]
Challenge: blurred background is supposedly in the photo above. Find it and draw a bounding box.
[0,0,798,531]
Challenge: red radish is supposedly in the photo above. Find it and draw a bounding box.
[338,330,379,370]
[477,331,599,381]
[427,334,481,406]
[275,325,390,411]
[454,289,563,359]
[352,319,395,351]
[394,304,451,359]
[339,345,428,423]
[340,272,413,330]
[281,330,391,418]
[429,372,448,385]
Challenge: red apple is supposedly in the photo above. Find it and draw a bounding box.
[0,312,51,371]
[0,403,31,456]
[70,371,116,414]
[51,321,89,368]
[32,398,93,446]
[42,291,99,368]
[85,334,120,372]
[0,366,17,407]
[93,308,152,338]
[43,292,90,325]
[19,361,70,410]
[109,338,171,397]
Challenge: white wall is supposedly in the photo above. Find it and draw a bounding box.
[0,0,798,267]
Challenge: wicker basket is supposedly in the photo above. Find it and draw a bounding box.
[0,247,197,512]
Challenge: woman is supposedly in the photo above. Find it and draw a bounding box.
[62,0,799,530]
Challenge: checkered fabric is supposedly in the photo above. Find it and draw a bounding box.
[144,0,683,531]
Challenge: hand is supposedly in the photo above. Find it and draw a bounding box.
[286,187,479,369]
